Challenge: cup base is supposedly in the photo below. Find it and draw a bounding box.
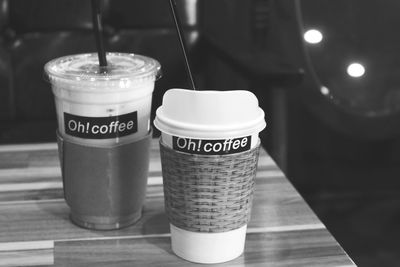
[70,209,142,230]
[170,224,247,264]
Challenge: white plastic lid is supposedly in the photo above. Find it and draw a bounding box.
[154,89,266,139]
[44,53,161,90]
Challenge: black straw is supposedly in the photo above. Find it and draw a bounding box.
[169,0,196,90]
[91,0,107,67]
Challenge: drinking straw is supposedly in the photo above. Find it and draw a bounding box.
[91,0,108,67]
[169,0,197,90]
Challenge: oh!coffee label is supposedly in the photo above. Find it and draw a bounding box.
[64,111,137,139]
[172,136,251,155]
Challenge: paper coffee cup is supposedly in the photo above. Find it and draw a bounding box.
[154,89,266,263]
[45,53,161,147]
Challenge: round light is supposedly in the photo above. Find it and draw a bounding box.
[304,29,323,44]
[320,86,330,95]
[347,63,365,78]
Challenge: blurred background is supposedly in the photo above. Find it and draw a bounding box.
[0,0,399,266]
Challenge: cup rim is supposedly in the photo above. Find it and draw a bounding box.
[44,52,161,87]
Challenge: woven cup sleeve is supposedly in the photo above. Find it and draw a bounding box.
[160,141,260,233]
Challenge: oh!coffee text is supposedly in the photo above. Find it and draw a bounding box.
[64,111,137,139]
[172,136,251,155]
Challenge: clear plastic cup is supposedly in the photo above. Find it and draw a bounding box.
[44,53,161,230]
[154,89,266,263]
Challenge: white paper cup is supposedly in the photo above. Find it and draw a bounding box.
[45,53,161,147]
[154,89,266,264]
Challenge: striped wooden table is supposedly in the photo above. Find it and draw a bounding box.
[0,140,356,266]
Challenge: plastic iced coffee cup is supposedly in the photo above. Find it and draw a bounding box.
[154,89,266,263]
[45,53,161,230]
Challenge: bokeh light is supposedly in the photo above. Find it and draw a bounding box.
[304,29,323,44]
[347,63,365,78]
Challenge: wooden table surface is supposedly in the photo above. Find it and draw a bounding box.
[0,140,356,266]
